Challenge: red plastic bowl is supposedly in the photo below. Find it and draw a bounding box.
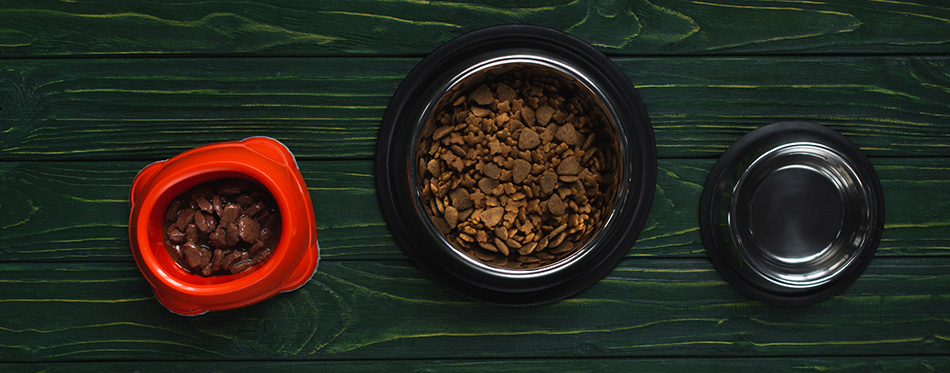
[129,137,319,315]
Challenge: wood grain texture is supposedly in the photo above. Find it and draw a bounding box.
[2,57,949,160]
[0,258,947,361]
[5,357,950,372]
[1,0,949,57]
[1,158,947,262]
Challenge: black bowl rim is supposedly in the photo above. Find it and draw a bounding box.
[375,24,657,306]
[699,121,885,306]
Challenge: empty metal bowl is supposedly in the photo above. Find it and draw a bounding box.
[376,25,656,305]
[700,121,885,306]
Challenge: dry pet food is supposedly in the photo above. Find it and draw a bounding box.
[417,71,618,269]
[163,178,281,276]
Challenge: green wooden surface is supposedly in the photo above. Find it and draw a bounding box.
[1,0,948,369]
[2,57,949,160]
[1,258,948,361]
[5,357,950,372]
[2,0,950,57]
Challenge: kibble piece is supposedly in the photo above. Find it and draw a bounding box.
[416,72,616,269]
[483,162,502,179]
[556,156,582,176]
[482,206,505,227]
[518,128,541,150]
[471,106,491,117]
[511,159,531,184]
[496,83,517,101]
[521,106,536,126]
[540,170,558,195]
[433,125,453,140]
[478,177,500,195]
[444,205,459,228]
[547,194,567,216]
[536,105,555,125]
[472,84,494,105]
[555,123,581,145]
[449,188,473,210]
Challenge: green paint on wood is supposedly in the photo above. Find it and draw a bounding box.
[1,0,949,57]
[0,259,947,361]
[1,57,948,160]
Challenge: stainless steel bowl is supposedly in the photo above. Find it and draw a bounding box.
[377,25,656,305]
[700,121,884,306]
[411,54,624,278]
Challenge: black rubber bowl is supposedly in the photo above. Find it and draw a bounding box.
[700,121,885,306]
[375,25,656,306]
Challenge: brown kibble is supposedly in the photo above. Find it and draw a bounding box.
[478,177,500,195]
[536,105,555,125]
[495,226,509,240]
[449,188,473,210]
[556,156,582,176]
[416,72,615,269]
[555,123,581,145]
[483,162,502,179]
[494,237,510,256]
[433,125,453,140]
[471,106,491,117]
[511,159,531,184]
[518,128,541,150]
[547,194,566,216]
[444,205,459,228]
[482,206,505,227]
[540,170,558,195]
[427,158,442,177]
[472,84,494,105]
[496,83,517,101]
[551,241,574,254]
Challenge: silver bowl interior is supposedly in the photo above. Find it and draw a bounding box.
[409,53,628,279]
[729,142,873,289]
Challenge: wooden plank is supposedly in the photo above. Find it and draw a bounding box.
[1,258,947,361]
[1,158,947,262]
[5,357,949,372]
[2,57,948,160]
[2,0,949,57]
